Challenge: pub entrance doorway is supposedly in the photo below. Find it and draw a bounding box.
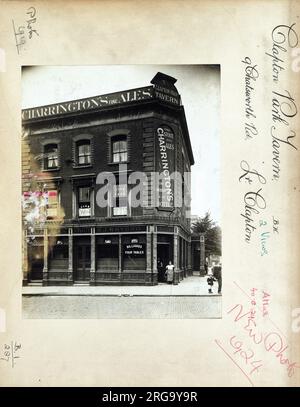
[28,238,44,282]
[74,237,91,282]
[157,234,173,283]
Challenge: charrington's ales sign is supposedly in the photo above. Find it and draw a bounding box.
[22,84,181,122]
[156,125,175,209]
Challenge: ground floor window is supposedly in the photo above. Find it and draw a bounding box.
[122,237,146,270]
[48,237,68,270]
[96,243,119,270]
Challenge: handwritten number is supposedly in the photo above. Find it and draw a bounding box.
[249,360,263,375]
[229,336,243,354]
[239,348,254,364]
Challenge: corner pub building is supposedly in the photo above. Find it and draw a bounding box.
[22,72,195,286]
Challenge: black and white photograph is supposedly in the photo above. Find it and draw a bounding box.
[21,65,221,318]
[0,0,299,390]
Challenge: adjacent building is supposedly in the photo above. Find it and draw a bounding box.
[22,72,194,286]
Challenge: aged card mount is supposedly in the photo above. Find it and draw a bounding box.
[0,0,300,388]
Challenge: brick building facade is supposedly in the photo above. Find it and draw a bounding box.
[22,72,194,286]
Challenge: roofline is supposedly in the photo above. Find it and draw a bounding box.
[22,92,195,166]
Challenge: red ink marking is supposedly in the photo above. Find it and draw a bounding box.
[243,318,263,345]
[214,339,254,387]
[227,301,300,377]
[233,281,287,339]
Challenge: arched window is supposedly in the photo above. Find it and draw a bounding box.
[77,140,91,165]
[44,143,58,169]
[112,136,127,163]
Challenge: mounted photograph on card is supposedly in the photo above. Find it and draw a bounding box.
[21,64,221,319]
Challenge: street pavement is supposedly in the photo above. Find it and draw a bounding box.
[22,276,222,319]
[22,275,220,296]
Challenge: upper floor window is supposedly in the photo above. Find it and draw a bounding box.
[46,189,59,219]
[112,182,128,216]
[44,144,58,170]
[112,136,127,163]
[78,186,91,217]
[77,140,91,165]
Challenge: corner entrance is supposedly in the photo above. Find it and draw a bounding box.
[157,234,173,283]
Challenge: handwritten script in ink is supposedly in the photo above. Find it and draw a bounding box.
[266,23,298,180]
[242,56,260,141]
[215,283,300,386]
[12,6,39,54]
[0,341,21,368]
[239,160,267,244]
[239,23,299,253]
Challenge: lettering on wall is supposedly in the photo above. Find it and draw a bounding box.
[156,125,175,209]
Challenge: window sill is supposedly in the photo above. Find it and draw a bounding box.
[42,168,60,172]
[107,215,130,220]
[107,161,129,166]
[73,164,93,169]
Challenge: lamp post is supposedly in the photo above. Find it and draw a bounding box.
[199,233,205,276]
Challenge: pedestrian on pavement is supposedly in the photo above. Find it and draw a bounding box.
[207,271,216,294]
[157,258,164,282]
[204,261,208,275]
[165,261,175,284]
[213,263,222,294]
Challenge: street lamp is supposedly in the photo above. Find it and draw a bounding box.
[199,233,205,276]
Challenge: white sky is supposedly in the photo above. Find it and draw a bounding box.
[22,65,220,223]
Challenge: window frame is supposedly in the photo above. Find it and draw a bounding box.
[77,185,92,218]
[112,137,128,163]
[43,143,59,171]
[107,129,130,165]
[109,175,130,218]
[77,140,91,166]
[72,135,93,168]
[45,189,60,219]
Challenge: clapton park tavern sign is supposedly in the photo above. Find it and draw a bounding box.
[21,72,181,122]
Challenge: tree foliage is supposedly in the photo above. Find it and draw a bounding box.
[192,211,222,256]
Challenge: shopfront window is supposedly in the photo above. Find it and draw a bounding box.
[96,242,119,270]
[51,243,68,260]
[123,240,146,271]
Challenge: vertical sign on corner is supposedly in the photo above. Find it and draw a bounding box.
[156,125,175,209]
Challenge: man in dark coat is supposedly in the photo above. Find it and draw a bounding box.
[213,264,222,294]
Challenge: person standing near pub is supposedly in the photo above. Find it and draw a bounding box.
[157,258,164,282]
[165,260,175,284]
[213,263,222,294]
